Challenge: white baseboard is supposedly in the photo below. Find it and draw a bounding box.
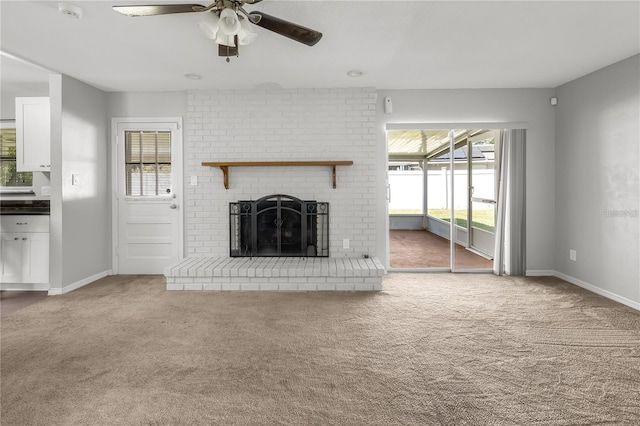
[525,270,556,276]
[0,283,50,291]
[528,270,640,311]
[47,270,112,296]
[553,271,640,311]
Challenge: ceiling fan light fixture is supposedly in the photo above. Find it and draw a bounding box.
[198,12,220,40]
[238,17,257,45]
[215,33,237,47]
[218,7,241,36]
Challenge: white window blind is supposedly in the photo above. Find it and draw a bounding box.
[125,130,171,196]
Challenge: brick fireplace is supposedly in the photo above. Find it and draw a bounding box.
[167,87,384,291]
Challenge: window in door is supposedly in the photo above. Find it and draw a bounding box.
[0,123,33,188]
[124,130,172,197]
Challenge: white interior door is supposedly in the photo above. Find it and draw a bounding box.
[114,119,183,274]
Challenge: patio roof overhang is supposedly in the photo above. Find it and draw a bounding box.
[388,129,491,162]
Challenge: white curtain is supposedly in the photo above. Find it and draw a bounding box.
[493,129,526,275]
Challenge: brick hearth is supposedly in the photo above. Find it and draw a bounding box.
[165,257,385,291]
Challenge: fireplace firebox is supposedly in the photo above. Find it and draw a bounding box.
[230,194,329,257]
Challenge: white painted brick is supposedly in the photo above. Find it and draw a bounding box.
[278,282,298,291]
[259,282,279,291]
[221,282,241,290]
[185,88,376,258]
[355,282,374,291]
[240,283,261,291]
[317,283,336,291]
[336,282,356,291]
[184,283,203,291]
[203,283,222,290]
[166,284,184,291]
[298,283,317,291]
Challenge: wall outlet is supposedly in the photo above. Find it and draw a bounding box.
[41,186,51,196]
[190,175,198,186]
[343,239,350,249]
[569,249,577,261]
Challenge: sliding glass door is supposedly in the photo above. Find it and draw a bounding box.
[388,127,502,272]
[451,130,497,272]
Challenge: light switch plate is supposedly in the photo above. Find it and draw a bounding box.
[41,186,51,195]
[72,174,79,186]
[190,175,198,186]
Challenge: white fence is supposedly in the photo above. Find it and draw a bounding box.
[388,169,495,212]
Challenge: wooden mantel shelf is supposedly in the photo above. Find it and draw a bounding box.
[202,161,354,189]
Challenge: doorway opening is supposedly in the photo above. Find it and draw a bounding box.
[387,128,500,272]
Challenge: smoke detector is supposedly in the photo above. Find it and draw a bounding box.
[58,2,84,19]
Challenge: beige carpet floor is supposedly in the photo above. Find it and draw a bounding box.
[1,274,639,425]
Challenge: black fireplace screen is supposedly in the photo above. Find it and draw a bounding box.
[230,194,329,257]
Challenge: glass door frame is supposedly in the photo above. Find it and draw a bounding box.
[386,122,524,273]
[450,129,494,273]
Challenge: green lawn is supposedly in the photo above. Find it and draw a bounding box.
[389,208,495,233]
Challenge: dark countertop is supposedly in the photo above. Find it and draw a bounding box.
[0,200,50,215]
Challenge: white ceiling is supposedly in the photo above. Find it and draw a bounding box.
[1,0,639,93]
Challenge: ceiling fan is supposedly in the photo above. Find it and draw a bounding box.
[112,0,322,61]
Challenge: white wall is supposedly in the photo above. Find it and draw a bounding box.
[375,89,556,270]
[49,75,110,292]
[555,54,639,306]
[185,88,377,258]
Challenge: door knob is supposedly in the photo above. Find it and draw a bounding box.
[169,204,178,209]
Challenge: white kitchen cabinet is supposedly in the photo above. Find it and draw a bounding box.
[0,234,23,283]
[0,216,49,284]
[0,233,49,284]
[15,97,51,172]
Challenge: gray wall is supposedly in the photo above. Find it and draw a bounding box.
[49,75,110,291]
[107,92,187,118]
[555,55,640,305]
[375,88,557,271]
[1,88,49,119]
[47,90,186,291]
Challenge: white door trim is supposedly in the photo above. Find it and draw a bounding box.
[111,117,184,274]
